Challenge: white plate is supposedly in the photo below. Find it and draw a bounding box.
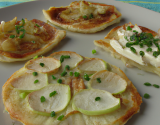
[0,0,160,125]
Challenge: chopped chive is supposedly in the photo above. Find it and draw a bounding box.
[144,82,152,86]
[33,55,38,59]
[19,92,27,99]
[133,30,138,33]
[74,72,80,77]
[69,72,73,76]
[83,15,87,19]
[21,18,25,26]
[139,51,145,57]
[153,51,159,57]
[50,111,56,117]
[130,47,136,53]
[97,78,101,83]
[89,13,94,19]
[84,73,90,81]
[35,23,40,27]
[34,79,39,84]
[95,97,101,101]
[39,63,45,67]
[143,93,150,99]
[32,41,35,43]
[52,75,56,80]
[19,29,25,39]
[40,96,46,102]
[49,91,57,97]
[57,79,62,83]
[9,35,15,38]
[57,115,64,120]
[127,26,132,30]
[61,71,67,76]
[65,65,70,70]
[60,55,70,63]
[33,72,38,76]
[153,84,159,88]
[92,49,96,54]
[146,47,152,52]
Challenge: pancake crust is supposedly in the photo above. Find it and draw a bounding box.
[43,1,122,33]
[0,17,66,62]
[94,23,160,76]
[2,51,142,125]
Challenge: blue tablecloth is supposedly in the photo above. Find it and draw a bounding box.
[0,0,160,13]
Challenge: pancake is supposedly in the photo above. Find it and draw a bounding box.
[2,51,142,125]
[94,22,160,76]
[0,17,66,62]
[42,1,122,33]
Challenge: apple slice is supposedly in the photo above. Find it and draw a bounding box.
[28,84,71,116]
[25,57,61,74]
[11,71,48,92]
[77,58,107,74]
[88,70,127,94]
[72,89,120,115]
[50,51,83,70]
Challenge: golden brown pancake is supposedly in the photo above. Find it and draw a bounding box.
[43,1,122,33]
[0,17,66,62]
[2,51,142,125]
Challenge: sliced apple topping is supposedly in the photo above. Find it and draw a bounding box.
[25,57,61,73]
[50,51,83,70]
[88,70,127,94]
[28,84,71,116]
[11,71,48,92]
[77,58,107,74]
[72,89,120,115]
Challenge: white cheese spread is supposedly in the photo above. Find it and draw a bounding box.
[110,24,160,67]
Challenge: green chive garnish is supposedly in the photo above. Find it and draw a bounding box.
[130,47,136,53]
[61,71,67,76]
[144,82,151,86]
[146,47,152,52]
[32,41,35,43]
[49,91,57,97]
[40,96,46,102]
[92,49,96,54]
[39,63,45,67]
[35,23,40,27]
[74,72,80,77]
[33,72,38,76]
[97,78,101,83]
[143,93,150,99]
[83,15,87,19]
[52,75,56,80]
[127,26,132,30]
[69,72,73,76]
[60,55,70,63]
[89,13,94,19]
[33,55,38,59]
[34,79,39,84]
[84,73,90,81]
[153,84,159,88]
[9,35,15,38]
[50,111,56,117]
[57,79,62,83]
[95,97,101,101]
[139,51,145,57]
[57,115,64,120]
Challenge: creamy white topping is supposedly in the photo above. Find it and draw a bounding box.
[110,24,160,67]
